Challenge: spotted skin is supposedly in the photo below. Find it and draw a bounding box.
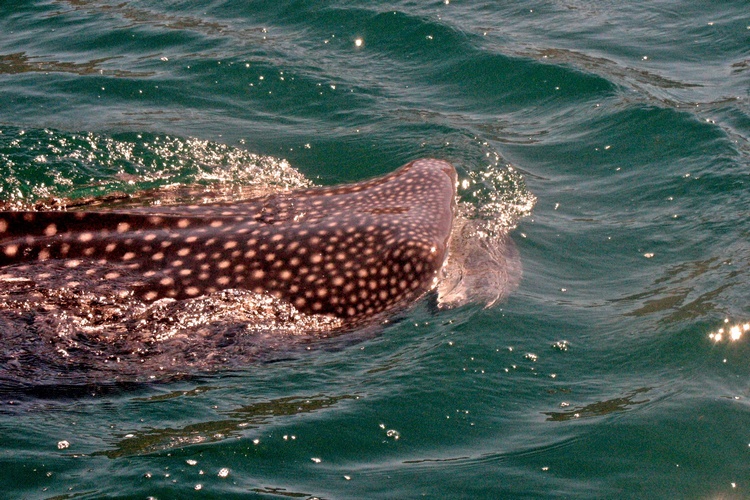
[0,159,456,323]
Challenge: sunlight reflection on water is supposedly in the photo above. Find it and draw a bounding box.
[709,319,750,343]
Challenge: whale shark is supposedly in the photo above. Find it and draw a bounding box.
[0,158,457,326]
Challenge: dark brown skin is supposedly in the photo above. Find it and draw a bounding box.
[0,159,456,323]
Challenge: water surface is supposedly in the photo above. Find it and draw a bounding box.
[1,1,749,498]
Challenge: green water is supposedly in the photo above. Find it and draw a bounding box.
[1,1,749,498]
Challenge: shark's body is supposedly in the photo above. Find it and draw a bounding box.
[0,159,456,324]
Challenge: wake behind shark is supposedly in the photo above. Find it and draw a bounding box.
[0,159,456,326]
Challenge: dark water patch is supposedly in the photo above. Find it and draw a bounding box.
[47,0,264,43]
[0,52,154,78]
[528,48,702,91]
[98,393,359,458]
[543,387,651,422]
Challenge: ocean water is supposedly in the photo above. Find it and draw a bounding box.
[1,0,749,498]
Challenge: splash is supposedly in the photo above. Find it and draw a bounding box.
[0,126,311,209]
[439,161,536,308]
